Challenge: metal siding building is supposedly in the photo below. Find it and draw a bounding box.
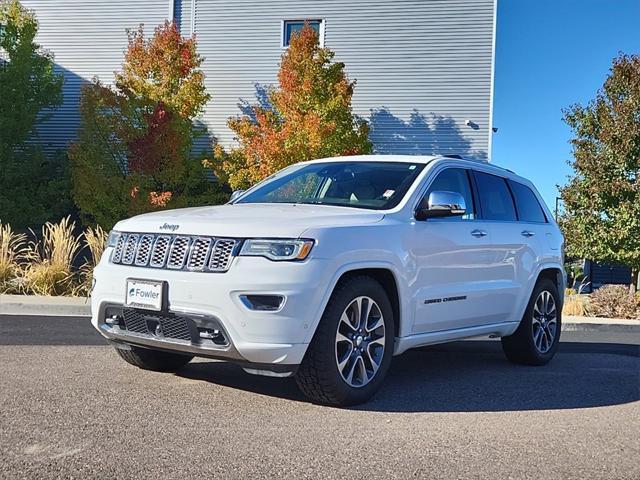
[21,0,496,159]
[19,0,170,152]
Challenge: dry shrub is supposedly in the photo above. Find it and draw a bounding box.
[562,294,589,317]
[23,217,81,296]
[76,225,107,296]
[0,222,27,292]
[588,284,640,319]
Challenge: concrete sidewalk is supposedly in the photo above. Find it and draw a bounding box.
[1,294,639,332]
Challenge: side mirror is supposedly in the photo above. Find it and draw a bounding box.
[415,191,466,221]
[229,190,246,203]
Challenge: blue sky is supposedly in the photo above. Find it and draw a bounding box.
[492,0,640,210]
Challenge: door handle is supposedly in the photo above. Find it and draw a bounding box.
[521,230,535,237]
[470,229,487,238]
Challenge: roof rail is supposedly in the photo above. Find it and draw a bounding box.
[438,154,517,173]
[440,154,488,164]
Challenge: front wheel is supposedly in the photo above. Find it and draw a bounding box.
[501,278,562,365]
[295,276,395,406]
[115,345,193,372]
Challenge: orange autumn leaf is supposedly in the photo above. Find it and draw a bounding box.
[214,23,371,190]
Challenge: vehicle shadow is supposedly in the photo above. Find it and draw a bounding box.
[176,340,640,412]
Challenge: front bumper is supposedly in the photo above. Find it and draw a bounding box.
[97,305,303,374]
[92,253,333,367]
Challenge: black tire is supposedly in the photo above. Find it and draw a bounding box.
[115,345,193,372]
[501,277,562,366]
[295,276,395,407]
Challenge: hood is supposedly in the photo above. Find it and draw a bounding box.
[113,203,385,238]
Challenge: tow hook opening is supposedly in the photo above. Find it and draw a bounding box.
[105,314,122,327]
[197,327,227,346]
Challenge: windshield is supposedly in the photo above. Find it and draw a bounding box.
[236,161,426,210]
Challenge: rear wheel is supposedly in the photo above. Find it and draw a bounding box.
[501,278,561,365]
[115,345,193,372]
[295,276,395,406]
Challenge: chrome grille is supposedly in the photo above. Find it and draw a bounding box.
[209,239,237,271]
[134,234,154,266]
[167,236,191,269]
[112,234,126,263]
[122,234,139,265]
[187,237,212,270]
[149,235,171,268]
[110,233,237,273]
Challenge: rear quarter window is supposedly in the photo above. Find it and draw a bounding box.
[509,180,547,223]
[473,171,517,221]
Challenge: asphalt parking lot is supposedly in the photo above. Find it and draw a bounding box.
[0,315,638,479]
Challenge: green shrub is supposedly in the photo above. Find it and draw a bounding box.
[0,1,69,229]
[0,150,73,229]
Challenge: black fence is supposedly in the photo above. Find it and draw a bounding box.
[583,260,632,293]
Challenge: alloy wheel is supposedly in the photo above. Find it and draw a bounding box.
[335,296,386,388]
[532,290,557,354]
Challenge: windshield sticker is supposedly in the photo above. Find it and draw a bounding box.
[383,190,395,199]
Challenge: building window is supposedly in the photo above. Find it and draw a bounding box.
[282,19,323,47]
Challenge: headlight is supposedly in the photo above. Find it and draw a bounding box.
[239,239,314,261]
[106,230,121,248]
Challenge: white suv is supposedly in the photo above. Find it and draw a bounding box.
[92,155,565,406]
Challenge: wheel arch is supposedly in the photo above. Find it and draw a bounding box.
[536,266,566,304]
[312,263,405,342]
[513,264,565,328]
[335,268,401,338]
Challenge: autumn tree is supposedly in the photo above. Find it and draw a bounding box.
[559,53,640,291]
[0,0,69,228]
[69,21,226,229]
[213,23,371,190]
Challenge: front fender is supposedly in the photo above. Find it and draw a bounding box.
[303,258,410,343]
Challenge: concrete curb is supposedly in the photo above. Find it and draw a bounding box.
[563,315,640,333]
[0,294,91,317]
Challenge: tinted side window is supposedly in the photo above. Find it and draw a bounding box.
[425,168,475,220]
[474,171,517,221]
[509,181,547,223]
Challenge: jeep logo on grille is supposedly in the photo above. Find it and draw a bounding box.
[159,223,179,232]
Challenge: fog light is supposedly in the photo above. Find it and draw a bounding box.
[240,295,285,312]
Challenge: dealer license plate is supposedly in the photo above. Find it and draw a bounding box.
[125,279,164,311]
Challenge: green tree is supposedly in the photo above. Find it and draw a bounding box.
[0,0,68,229]
[213,23,371,190]
[69,21,226,229]
[559,53,640,291]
